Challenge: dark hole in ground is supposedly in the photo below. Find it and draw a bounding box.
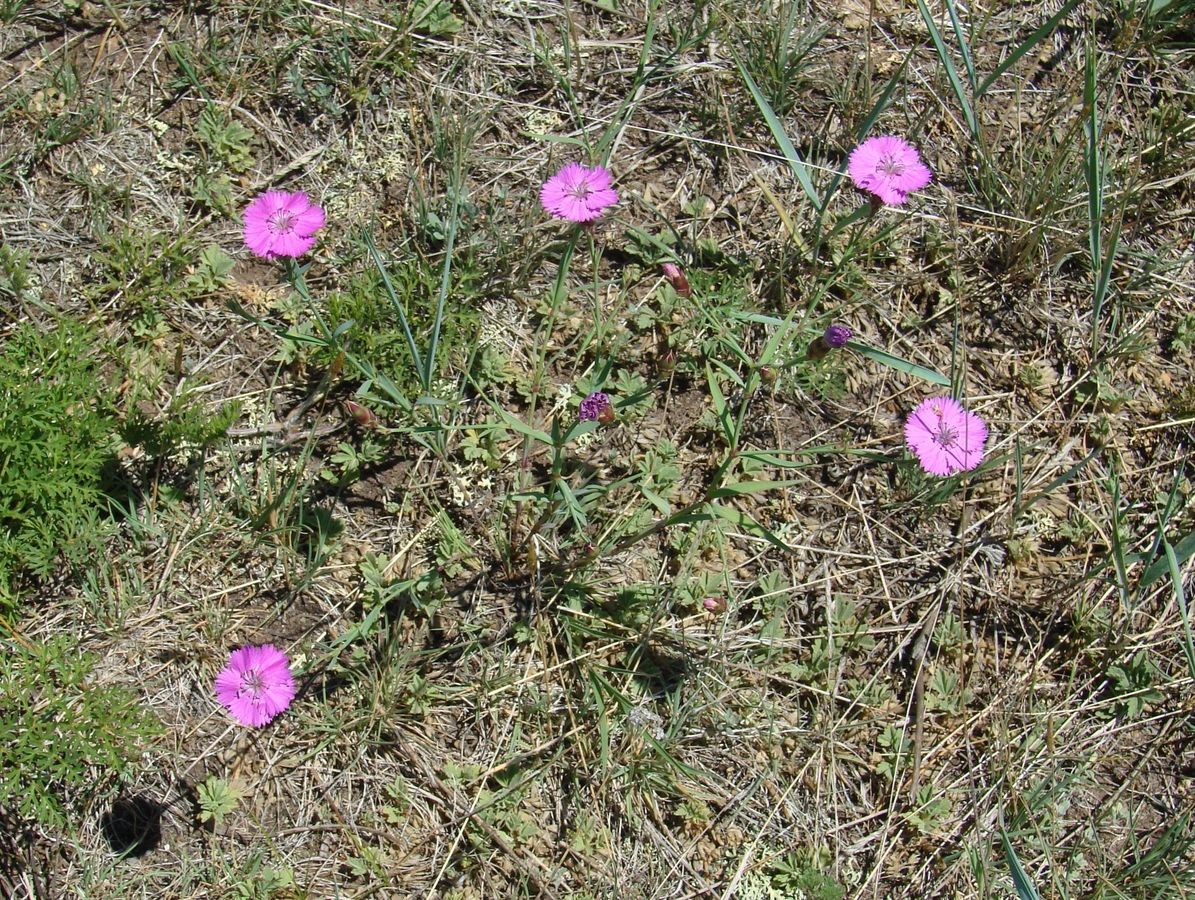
[100,795,163,858]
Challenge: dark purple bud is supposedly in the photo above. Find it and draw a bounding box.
[806,324,853,361]
[824,324,853,348]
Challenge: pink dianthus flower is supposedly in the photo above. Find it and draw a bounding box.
[904,395,987,476]
[848,136,932,206]
[214,644,296,727]
[540,163,619,223]
[242,191,325,259]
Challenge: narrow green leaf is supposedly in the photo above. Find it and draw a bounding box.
[623,223,677,259]
[848,341,950,386]
[281,327,331,347]
[639,485,672,516]
[915,0,980,140]
[366,368,412,412]
[731,311,787,327]
[1012,448,1098,518]
[1083,38,1107,356]
[854,53,912,144]
[708,502,791,554]
[708,479,798,499]
[944,0,977,92]
[494,408,552,446]
[1141,530,1195,589]
[557,478,589,528]
[1092,207,1122,350]
[738,450,820,469]
[664,509,718,527]
[1166,540,1195,680]
[977,0,1082,97]
[561,419,600,445]
[738,62,821,210]
[705,363,736,445]
[425,186,462,391]
[709,356,746,388]
[364,232,425,388]
[1109,471,1131,608]
[526,132,587,146]
[1000,831,1042,900]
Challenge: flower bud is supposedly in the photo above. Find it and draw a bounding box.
[702,596,727,613]
[579,390,614,424]
[661,262,691,298]
[344,399,379,428]
[806,324,853,361]
[657,349,676,377]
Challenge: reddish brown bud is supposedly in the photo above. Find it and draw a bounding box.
[344,399,379,428]
[702,596,727,613]
[758,366,778,385]
[657,349,676,377]
[661,262,691,298]
[597,404,616,425]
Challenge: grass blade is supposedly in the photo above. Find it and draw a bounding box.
[977,0,1082,97]
[364,231,425,389]
[944,0,976,92]
[1165,540,1195,680]
[708,502,791,554]
[1108,470,1131,609]
[1092,211,1122,348]
[1000,830,1042,900]
[494,407,552,446]
[1084,41,1101,269]
[818,52,913,210]
[1083,39,1109,356]
[1141,529,1195,588]
[854,52,912,144]
[738,60,821,211]
[424,186,461,391]
[848,340,951,386]
[705,363,737,446]
[1012,447,1098,518]
[915,0,980,141]
[707,479,798,499]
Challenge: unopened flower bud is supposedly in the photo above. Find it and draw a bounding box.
[657,349,676,377]
[758,365,778,385]
[661,262,692,298]
[344,399,379,428]
[702,596,727,613]
[824,324,852,348]
[806,323,853,361]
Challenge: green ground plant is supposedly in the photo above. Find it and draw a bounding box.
[0,636,161,830]
[0,321,112,608]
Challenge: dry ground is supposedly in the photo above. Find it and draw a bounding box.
[2,0,1195,897]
